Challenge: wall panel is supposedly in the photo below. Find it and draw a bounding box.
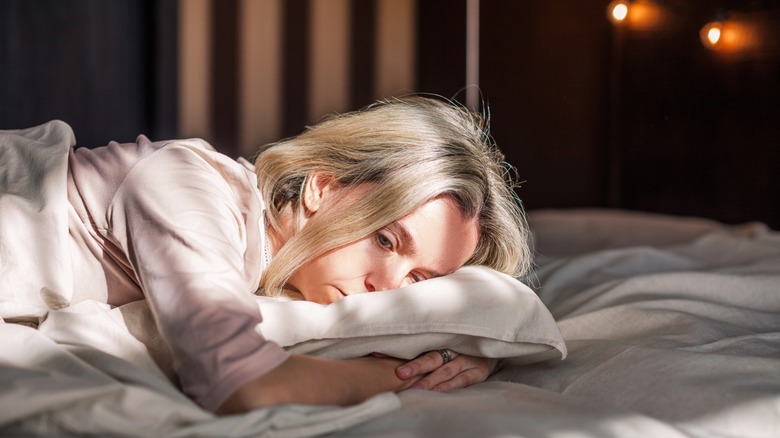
[0,0,177,148]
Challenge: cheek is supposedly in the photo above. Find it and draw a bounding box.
[310,238,377,279]
[343,239,381,271]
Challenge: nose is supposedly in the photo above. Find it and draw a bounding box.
[364,262,407,293]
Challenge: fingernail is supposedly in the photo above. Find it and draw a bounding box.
[397,366,411,379]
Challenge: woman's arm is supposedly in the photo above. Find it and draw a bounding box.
[217,354,420,414]
[109,142,294,411]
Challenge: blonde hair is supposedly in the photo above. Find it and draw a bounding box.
[254,96,531,295]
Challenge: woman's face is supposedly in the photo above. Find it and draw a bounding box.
[285,196,480,304]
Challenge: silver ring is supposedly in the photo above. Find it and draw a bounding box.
[437,348,453,364]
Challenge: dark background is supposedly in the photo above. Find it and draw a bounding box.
[2,0,778,228]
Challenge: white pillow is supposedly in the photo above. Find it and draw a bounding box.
[255,266,566,362]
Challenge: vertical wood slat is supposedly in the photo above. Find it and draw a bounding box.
[375,0,417,99]
[239,0,282,158]
[149,0,179,140]
[465,0,480,111]
[309,0,351,123]
[180,0,421,152]
[416,0,466,100]
[178,0,212,141]
[350,0,377,109]
[282,0,310,138]
[211,0,239,156]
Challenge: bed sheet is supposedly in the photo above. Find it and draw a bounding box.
[336,209,780,438]
[2,208,779,437]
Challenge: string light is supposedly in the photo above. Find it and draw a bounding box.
[606,0,666,31]
[701,21,723,48]
[604,2,772,56]
[699,13,761,53]
[607,0,630,25]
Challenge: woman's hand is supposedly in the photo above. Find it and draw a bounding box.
[395,351,500,392]
[217,352,498,415]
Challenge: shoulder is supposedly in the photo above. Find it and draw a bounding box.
[93,136,257,200]
[108,137,265,238]
[138,138,255,187]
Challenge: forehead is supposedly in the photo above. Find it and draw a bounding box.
[396,197,480,276]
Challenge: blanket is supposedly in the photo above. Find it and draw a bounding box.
[2,121,778,437]
[336,210,780,438]
[3,209,778,437]
[0,121,564,437]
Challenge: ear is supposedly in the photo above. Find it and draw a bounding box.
[302,171,336,214]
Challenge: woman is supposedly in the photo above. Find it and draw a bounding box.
[1,96,531,414]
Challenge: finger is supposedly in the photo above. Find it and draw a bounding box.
[433,357,499,391]
[396,350,457,379]
[430,367,486,392]
[412,356,496,391]
[409,361,461,390]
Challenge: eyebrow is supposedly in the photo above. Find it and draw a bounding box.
[391,222,446,279]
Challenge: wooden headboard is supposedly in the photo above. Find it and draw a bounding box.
[2,0,777,228]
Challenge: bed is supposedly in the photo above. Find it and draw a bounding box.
[2,124,779,437]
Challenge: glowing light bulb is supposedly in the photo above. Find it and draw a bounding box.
[707,26,721,45]
[608,0,630,25]
[612,3,628,21]
[700,21,724,50]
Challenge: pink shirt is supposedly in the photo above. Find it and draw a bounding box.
[66,135,290,412]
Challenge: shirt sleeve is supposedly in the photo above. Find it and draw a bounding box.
[106,142,290,412]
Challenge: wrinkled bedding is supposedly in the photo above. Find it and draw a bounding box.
[1,122,778,437]
[2,208,778,437]
[336,210,780,438]
[1,121,566,436]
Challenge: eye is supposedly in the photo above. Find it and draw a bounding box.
[410,272,425,283]
[376,231,394,250]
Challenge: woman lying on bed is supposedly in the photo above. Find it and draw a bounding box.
[4,96,531,414]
